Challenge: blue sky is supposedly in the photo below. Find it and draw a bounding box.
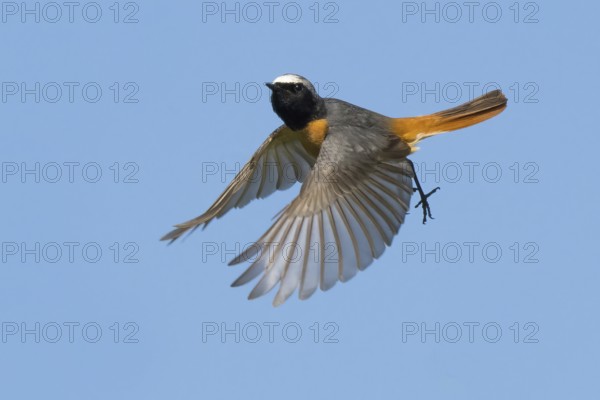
[1,1,598,399]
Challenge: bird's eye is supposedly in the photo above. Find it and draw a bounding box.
[292,83,302,93]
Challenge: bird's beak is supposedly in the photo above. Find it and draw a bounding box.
[265,83,275,90]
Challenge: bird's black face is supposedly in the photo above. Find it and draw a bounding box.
[266,77,325,131]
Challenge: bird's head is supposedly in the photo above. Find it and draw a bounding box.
[266,74,325,131]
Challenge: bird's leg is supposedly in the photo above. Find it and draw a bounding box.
[407,159,441,224]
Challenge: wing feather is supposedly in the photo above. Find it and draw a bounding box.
[161,126,318,242]
[230,125,415,305]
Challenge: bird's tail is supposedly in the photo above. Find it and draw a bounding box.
[391,89,507,150]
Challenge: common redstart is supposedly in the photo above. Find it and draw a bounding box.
[162,74,507,306]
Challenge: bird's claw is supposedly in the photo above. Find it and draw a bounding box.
[413,187,440,224]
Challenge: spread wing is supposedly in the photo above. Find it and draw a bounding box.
[228,125,414,306]
[162,125,318,242]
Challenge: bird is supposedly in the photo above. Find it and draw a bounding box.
[162,73,507,306]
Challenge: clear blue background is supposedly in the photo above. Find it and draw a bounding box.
[1,1,598,398]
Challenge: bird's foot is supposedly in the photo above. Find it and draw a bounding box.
[413,186,440,224]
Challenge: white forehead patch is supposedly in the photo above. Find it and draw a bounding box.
[272,74,306,85]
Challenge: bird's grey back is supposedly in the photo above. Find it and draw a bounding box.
[324,98,391,129]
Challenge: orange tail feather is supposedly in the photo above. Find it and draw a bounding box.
[391,89,507,149]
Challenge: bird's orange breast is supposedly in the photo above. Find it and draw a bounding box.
[305,119,329,145]
[299,119,329,156]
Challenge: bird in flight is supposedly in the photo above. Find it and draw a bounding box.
[162,74,507,306]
